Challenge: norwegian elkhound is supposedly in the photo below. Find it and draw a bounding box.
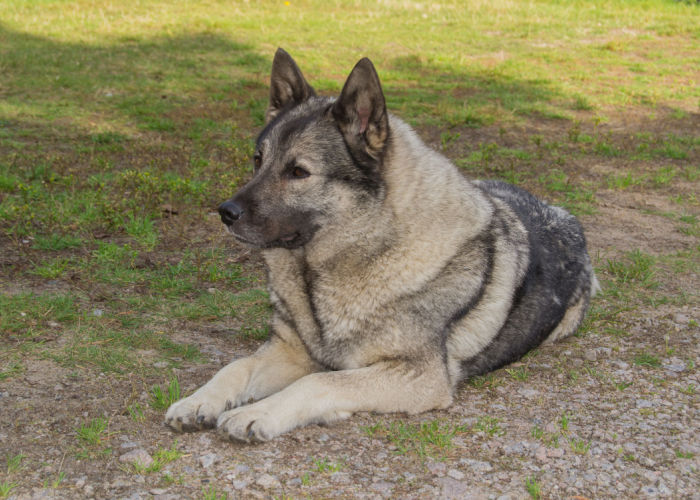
[165,48,599,442]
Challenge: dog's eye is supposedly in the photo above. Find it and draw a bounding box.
[291,166,310,179]
[253,153,262,171]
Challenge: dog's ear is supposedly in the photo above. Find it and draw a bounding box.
[266,48,316,124]
[332,57,389,160]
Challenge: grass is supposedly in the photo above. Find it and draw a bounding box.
[474,416,505,437]
[313,458,344,473]
[633,352,662,368]
[150,376,182,410]
[0,482,17,499]
[0,0,698,494]
[132,441,183,474]
[76,417,109,447]
[606,250,658,289]
[361,419,469,460]
[525,476,541,500]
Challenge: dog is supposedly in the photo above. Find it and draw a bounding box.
[165,48,599,442]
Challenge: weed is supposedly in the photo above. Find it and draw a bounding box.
[474,416,505,437]
[570,438,590,454]
[201,485,228,500]
[0,482,17,498]
[150,376,181,410]
[440,131,460,149]
[29,257,70,279]
[367,420,468,459]
[505,366,529,381]
[0,362,23,381]
[675,450,694,459]
[301,472,311,486]
[607,171,646,190]
[313,458,343,473]
[615,380,632,391]
[76,417,109,447]
[467,374,503,389]
[606,250,657,288]
[6,453,25,474]
[559,413,570,432]
[633,353,661,368]
[680,384,695,395]
[123,214,158,250]
[33,233,83,250]
[0,293,78,339]
[652,165,678,186]
[360,422,383,437]
[525,476,541,499]
[133,441,183,474]
[531,424,544,440]
[128,403,146,422]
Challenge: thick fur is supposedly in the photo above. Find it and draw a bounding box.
[165,49,598,442]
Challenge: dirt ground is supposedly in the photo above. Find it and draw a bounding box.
[1,110,698,500]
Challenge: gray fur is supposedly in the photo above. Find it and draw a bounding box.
[165,49,597,442]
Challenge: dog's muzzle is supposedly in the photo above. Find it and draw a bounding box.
[218,200,244,226]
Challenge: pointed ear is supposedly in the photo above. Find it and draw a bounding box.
[266,48,316,124]
[332,58,389,160]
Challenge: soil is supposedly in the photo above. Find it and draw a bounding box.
[1,110,698,499]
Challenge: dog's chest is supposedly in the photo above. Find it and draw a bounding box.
[263,252,384,369]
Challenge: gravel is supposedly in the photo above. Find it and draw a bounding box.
[2,305,698,499]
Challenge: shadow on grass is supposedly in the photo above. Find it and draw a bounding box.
[0,22,269,137]
[0,22,572,140]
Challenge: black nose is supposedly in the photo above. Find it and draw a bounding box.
[218,200,243,225]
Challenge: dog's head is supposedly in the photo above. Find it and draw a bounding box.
[219,48,390,249]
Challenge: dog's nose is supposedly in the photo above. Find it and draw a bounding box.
[218,200,243,225]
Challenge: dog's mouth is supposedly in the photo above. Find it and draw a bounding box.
[227,226,305,249]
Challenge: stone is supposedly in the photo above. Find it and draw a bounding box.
[255,473,281,490]
[232,480,248,490]
[119,449,153,467]
[427,461,446,476]
[447,469,465,480]
[330,472,350,484]
[370,481,394,496]
[518,388,539,398]
[199,453,218,469]
[436,477,470,499]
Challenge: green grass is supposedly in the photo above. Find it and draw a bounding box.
[525,476,541,500]
[150,376,182,410]
[201,485,229,500]
[361,419,469,459]
[606,250,658,289]
[132,441,183,474]
[313,458,344,474]
[0,293,79,339]
[0,481,17,499]
[474,416,505,437]
[5,454,25,474]
[76,417,109,447]
[0,1,698,492]
[633,352,662,368]
[570,438,591,455]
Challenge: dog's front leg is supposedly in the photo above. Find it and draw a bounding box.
[216,357,453,442]
[165,330,317,432]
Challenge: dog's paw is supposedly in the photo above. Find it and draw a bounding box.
[164,392,229,432]
[216,405,285,443]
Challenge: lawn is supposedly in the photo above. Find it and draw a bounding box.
[0,0,698,498]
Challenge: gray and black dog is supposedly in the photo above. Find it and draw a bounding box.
[165,48,599,442]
